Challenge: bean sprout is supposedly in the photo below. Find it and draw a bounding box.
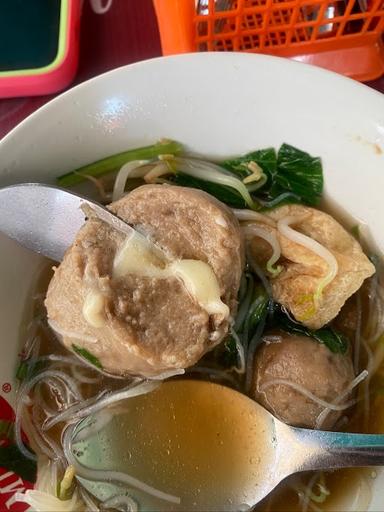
[170,157,257,209]
[144,161,171,183]
[277,215,338,308]
[112,160,149,201]
[242,225,282,275]
[232,208,276,227]
[77,173,112,202]
[13,489,84,512]
[300,472,324,512]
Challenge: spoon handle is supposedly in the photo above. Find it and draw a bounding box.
[293,428,384,471]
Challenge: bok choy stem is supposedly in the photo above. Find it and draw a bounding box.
[57,141,183,187]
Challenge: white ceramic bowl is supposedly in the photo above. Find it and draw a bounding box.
[1,53,384,510]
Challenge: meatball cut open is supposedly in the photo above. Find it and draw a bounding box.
[45,185,244,378]
[252,333,355,429]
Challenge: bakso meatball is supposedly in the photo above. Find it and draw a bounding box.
[252,333,355,429]
[45,185,244,378]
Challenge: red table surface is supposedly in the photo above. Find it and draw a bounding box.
[0,0,384,141]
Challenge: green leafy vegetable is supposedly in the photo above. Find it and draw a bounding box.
[217,280,269,371]
[57,140,183,187]
[271,144,323,206]
[0,444,37,483]
[222,147,277,183]
[221,336,239,367]
[169,157,258,209]
[222,144,323,207]
[58,141,323,212]
[247,286,269,335]
[168,173,248,208]
[234,274,255,331]
[72,344,103,369]
[236,282,269,355]
[272,305,348,354]
[311,328,349,354]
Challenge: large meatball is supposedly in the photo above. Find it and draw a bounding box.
[45,185,244,378]
[252,333,355,429]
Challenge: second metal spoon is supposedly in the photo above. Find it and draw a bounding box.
[68,379,384,511]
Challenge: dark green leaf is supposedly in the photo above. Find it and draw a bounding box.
[72,345,103,369]
[272,143,323,206]
[0,444,37,483]
[271,305,348,354]
[239,285,269,352]
[222,336,239,367]
[168,173,248,208]
[222,148,277,185]
[222,144,323,207]
[312,328,348,354]
[248,286,269,334]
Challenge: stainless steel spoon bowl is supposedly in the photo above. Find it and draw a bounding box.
[68,380,384,511]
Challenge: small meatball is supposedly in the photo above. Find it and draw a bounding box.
[45,185,244,378]
[252,333,355,429]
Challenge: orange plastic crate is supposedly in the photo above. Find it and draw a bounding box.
[153,0,384,81]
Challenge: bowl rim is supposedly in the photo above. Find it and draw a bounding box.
[2,52,384,148]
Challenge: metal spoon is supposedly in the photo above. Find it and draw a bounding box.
[0,183,140,261]
[69,379,384,511]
